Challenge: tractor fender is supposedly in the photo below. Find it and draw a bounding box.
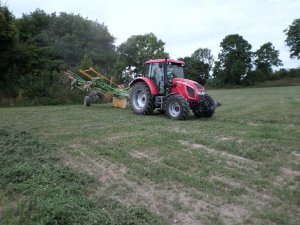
[165,92,177,99]
[129,77,158,95]
[164,92,179,102]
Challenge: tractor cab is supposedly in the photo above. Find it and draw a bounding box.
[145,59,184,94]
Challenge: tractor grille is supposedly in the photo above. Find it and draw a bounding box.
[187,86,195,98]
[198,94,205,101]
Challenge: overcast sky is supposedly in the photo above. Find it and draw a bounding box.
[4,0,300,69]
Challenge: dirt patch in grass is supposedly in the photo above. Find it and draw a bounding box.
[247,122,259,126]
[291,152,300,162]
[63,151,128,184]
[129,149,161,163]
[220,204,250,225]
[62,140,291,225]
[92,134,126,144]
[63,148,277,224]
[281,167,300,178]
[69,143,87,150]
[274,167,299,190]
[63,151,248,225]
[216,136,234,141]
[179,140,259,166]
[284,124,299,132]
[210,176,273,208]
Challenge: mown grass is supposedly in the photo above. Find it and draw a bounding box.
[0,86,299,224]
[0,127,164,224]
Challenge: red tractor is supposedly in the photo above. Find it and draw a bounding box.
[129,58,218,120]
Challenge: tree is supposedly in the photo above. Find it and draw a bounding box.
[213,34,252,85]
[117,33,169,75]
[16,10,54,71]
[0,6,118,101]
[255,42,282,76]
[14,10,117,97]
[191,48,214,68]
[181,58,210,85]
[0,4,18,93]
[284,18,300,60]
[15,10,61,98]
[80,53,93,70]
[183,48,214,84]
[48,12,115,71]
[0,4,16,47]
[243,42,283,85]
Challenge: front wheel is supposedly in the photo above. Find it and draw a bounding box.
[130,82,154,115]
[193,95,216,118]
[165,94,189,120]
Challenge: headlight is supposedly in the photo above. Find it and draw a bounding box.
[196,90,206,95]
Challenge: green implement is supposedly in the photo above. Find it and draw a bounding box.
[62,67,130,107]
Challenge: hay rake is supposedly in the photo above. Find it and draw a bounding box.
[62,67,129,107]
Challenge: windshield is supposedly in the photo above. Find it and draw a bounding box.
[167,63,184,78]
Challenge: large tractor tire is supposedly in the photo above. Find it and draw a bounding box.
[130,82,154,115]
[165,94,189,120]
[193,95,215,118]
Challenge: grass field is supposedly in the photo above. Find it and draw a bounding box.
[1,86,300,225]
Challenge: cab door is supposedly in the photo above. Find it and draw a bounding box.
[149,62,164,94]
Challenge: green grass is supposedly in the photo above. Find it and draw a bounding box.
[0,127,164,225]
[255,77,300,87]
[0,86,300,224]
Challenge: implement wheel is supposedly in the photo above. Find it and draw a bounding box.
[84,96,91,107]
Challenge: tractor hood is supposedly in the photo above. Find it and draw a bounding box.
[172,78,205,90]
[171,78,206,101]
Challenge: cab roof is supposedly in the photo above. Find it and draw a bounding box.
[145,59,185,65]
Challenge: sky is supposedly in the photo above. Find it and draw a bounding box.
[4,0,300,69]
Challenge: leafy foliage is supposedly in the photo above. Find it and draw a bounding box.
[213,34,252,85]
[118,33,169,75]
[255,42,283,73]
[284,18,300,60]
[239,42,282,86]
[0,4,16,47]
[0,6,116,101]
[191,48,214,67]
[48,12,115,71]
[181,48,214,85]
[0,5,18,94]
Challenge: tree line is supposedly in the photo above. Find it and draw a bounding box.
[0,5,299,104]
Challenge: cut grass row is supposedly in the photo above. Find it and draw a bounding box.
[0,127,164,224]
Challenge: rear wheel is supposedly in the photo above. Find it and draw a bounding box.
[165,94,189,120]
[130,82,154,115]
